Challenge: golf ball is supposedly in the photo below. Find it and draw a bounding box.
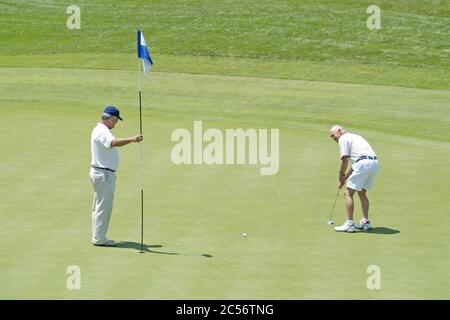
[328,220,334,225]
[242,233,247,238]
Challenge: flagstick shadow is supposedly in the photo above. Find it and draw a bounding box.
[116,241,213,258]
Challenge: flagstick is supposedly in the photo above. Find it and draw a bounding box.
[138,58,144,254]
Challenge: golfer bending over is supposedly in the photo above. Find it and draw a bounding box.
[90,106,143,246]
[329,125,379,232]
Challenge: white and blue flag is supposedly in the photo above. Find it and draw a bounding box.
[137,30,153,75]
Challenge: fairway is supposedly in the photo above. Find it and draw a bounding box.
[0,0,449,300]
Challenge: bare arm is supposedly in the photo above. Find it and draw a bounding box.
[338,156,353,188]
[111,134,143,147]
[339,156,349,176]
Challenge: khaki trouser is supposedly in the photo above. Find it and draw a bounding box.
[90,167,116,244]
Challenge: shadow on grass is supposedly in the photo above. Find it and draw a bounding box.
[364,227,400,235]
[116,241,213,258]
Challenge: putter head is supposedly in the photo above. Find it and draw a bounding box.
[327,220,334,225]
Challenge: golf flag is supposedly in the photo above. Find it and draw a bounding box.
[136,30,153,253]
[137,30,153,75]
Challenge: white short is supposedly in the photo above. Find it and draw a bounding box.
[347,159,379,192]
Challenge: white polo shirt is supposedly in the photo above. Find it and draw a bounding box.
[338,133,376,164]
[91,123,119,171]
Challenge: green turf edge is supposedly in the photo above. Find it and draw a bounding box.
[1,53,448,90]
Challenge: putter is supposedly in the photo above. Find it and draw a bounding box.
[327,187,340,225]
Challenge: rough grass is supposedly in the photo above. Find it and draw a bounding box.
[1,0,449,69]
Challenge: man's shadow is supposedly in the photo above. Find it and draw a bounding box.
[115,241,213,258]
[363,227,400,235]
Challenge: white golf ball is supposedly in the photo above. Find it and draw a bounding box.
[242,233,247,238]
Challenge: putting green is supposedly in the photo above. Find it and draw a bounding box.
[0,67,449,299]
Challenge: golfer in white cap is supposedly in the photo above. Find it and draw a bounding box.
[90,106,143,246]
[329,125,379,232]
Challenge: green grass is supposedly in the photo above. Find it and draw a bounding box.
[2,0,449,67]
[2,53,449,90]
[0,0,449,88]
[1,68,449,299]
[0,0,449,299]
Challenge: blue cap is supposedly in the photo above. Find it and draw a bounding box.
[103,105,123,121]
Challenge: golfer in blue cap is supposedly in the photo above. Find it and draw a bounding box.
[89,106,143,246]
